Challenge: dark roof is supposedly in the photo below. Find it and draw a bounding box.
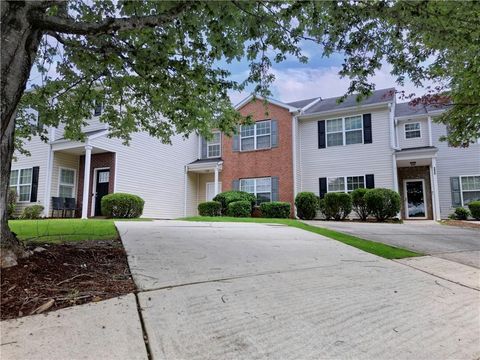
[188,157,222,165]
[52,128,106,142]
[286,97,320,109]
[395,102,449,118]
[395,146,437,153]
[303,88,395,115]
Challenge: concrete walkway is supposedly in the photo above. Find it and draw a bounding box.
[304,220,480,268]
[0,294,147,360]
[117,220,480,359]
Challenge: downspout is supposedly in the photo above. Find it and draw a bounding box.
[183,165,188,217]
[291,114,298,218]
[389,101,401,219]
[43,144,54,216]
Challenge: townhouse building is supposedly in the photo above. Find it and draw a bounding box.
[10,88,480,220]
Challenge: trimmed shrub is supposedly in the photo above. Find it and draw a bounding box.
[322,192,352,220]
[227,200,251,217]
[101,193,144,218]
[364,188,401,221]
[7,188,16,219]
[213,191,256,215]
[21,205,44,219]
[467,201,480,220]
[260,202,291,218]
[198,201,222,216]
[351,188,370,221]
[295,192,318,220]
[450,207,470,220]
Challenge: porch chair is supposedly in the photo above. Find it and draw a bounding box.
[51,197,65,218]
[64,197,77,218]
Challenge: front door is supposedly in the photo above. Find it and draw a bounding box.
[206,182,222,201]
[404,179,427,219]
[94,169,110,216]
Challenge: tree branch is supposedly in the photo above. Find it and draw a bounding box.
[29,2,193,35]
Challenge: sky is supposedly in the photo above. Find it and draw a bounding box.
[226,40,433,106]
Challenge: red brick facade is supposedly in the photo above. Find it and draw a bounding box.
[77,152,116,217]
[221,100,294,214]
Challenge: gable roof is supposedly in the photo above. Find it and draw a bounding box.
[302,88,395,115]
[234,94,298,112]
[286,97,320,109]
[395,102,449,118]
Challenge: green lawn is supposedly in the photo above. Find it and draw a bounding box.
[181,216,421,259]
[9,218,152,244]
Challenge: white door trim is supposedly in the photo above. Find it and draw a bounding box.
[206,181,222,201]
[90,167,110,217]
[404,178,427,219]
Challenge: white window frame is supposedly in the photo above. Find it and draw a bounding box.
[207,131,221,158]
[58,167,76,199]
[9,168,33,203]
[240,120,271,151]
[404,122,422,139]
[459,174,480,206]
[325,115,364,148]
[239,177,272,203]
[327,175,366,193]
[206,181,222,201]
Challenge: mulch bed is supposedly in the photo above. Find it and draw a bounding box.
[1,239,136,320]
[441,220,480,230]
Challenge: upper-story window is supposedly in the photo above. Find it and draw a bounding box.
[327,176,365,193]
[240,177,271,204]
[94,100,103,116]
[240,120,271,151]
[326,115,363,147]
[405,122,421,139]
[207,131,221,158]
[9,168,33,202]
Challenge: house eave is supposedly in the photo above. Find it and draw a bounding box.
[297,101,392,120]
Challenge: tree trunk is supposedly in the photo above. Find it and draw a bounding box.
[1,1,44,265]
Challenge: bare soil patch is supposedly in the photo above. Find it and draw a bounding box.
[441,220,480,230]
[1,239,136,320]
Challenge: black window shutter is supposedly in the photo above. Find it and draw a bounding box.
[450,177,462,206]
[363,114,372,144]
[232,126,240,151]
[319,177,327,199]
[365,174,375,189]
[318,121,326,149]
[271,176,279,201]
[201,137,208,158]
[271,120,278,148]
[30,166,40,202]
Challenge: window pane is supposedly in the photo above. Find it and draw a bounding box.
[9,170,18,186]
[405,130,421,139]
[60,169,75,185]
[347,176,365,191]
[59,185,74,198]
[405,123,420,131]
[241,137,254,151]
[345,130,363,145]
[345,116,362,130]
[327,132,343,147]
[241,124,255,137]
[462,176,480,191]
[326,119,342,133]
[256,135,271,149]
[328,177,345,192]
[208,144,220,157]
[256,121,270,135]
[463,191,480,205]
[257,192,271,204]
[18,185,31,201]
[19,168,32,185]
[240,179,255,193]
[98,172,109,183]
[210,132,220,144]
[256,178,271,192]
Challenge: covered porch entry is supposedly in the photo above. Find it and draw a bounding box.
[395,147,440,220]
[45,138,116,218]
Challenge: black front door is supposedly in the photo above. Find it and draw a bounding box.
[94,169,110,216]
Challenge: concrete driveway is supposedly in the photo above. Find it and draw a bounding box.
[304,220,480,268]
[117,220,479,360]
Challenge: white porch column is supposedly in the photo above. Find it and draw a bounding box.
[431,157,441,220]
[43,146,54,216]
[214,165,219,196]
[81,145,92,219]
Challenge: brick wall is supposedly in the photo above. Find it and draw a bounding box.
[397,165,433,220]
[221,100,294,215]
[77,152,116,217]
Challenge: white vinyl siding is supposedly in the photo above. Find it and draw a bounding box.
[326,115,363,147]
[299,107,394,209]
[240,120,271,151]
[397,118,429,149]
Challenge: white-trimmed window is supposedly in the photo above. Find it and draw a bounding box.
[9,168,33,202]
[240,120,271,151]
[328,176,365,193]
[460,175,480,205]
[58,168,76,198]
[240,177,271,204]
[207,131,221,158]
[405,122,421,139]
[326,115,363,147]
[94,100,103,116]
